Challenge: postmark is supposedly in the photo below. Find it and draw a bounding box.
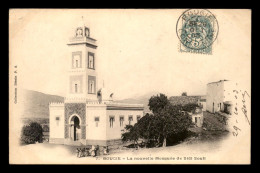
[176,9,219,54]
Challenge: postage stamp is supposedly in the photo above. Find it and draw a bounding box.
[176,9,219,54]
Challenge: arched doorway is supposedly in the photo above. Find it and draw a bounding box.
[69,115,81,141]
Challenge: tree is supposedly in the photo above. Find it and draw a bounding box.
[21,122,43,145]
[122,105,192,148]
[182,103,198,112]
[135,114,159,147]
[181,92,187,96]
[121,125,140,148]
[148,93,169,114]
[122,94,193,148]
[153,104,192,147]
[121,114,160,148]
[42,125,49,132]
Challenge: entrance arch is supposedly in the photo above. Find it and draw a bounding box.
[69,114,82,141]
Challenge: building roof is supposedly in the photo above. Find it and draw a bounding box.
[207,79,229,85]
[199,95,206,102]
[200,99,206,102]
[169,96,201,106]
[223,101,232,105]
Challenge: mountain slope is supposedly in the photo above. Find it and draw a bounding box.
[117,91,160,112]
[22,90,155,119]
[22,90,64,119]
[23,90,203,119]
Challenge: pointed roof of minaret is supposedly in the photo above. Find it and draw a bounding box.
[78,16,86,27]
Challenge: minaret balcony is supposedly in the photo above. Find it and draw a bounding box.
[68,36,97,47]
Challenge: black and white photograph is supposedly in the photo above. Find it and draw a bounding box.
[9,9,251,164]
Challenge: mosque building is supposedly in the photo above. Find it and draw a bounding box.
[49,22,144,146]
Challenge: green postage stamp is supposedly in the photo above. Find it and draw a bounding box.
[176,9,219,54]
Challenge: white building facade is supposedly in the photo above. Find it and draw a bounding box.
[206,80,235,114]
[190,107,203,128]
[49,24,144,146]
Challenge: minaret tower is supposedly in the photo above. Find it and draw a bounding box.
[65,20,98,103]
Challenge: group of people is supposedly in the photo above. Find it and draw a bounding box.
[76,145,109,158]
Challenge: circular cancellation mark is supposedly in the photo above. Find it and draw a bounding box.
[176,9,219,51]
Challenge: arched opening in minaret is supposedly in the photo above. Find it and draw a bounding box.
[70,116,81,141]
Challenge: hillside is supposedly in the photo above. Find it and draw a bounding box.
[169,96,202,106]
[116,91,160,112]
[23,90,203,119]
[22,90,64,119]
[22,90,158,119]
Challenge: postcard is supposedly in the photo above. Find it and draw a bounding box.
[9,9,251,164]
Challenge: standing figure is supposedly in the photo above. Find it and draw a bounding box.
[81,148,85,157]
[103,146,107,155]
[78,148,82,158]
[76,148,80,158]
[103,146,109,155]
[85,148,90,156]
[95,145,100,156]
[90,145,96,157]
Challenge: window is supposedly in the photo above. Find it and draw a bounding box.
[88,76,96,94]
[88,52,95,69]
[89,80,95,93]
[72,80,80,93]
[76,27,83,37]
[137,115,141,122]
[95,117,100,127]
[75,84,78,93]
[128,115,133,125]
[85,27,90,37]
[70,76,82,94]
[56,117,60,126]
[120,116,124,127]
[109,116,115,128]
[72,52,82,69]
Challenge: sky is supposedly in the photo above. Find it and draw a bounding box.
[9,9,251,99]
